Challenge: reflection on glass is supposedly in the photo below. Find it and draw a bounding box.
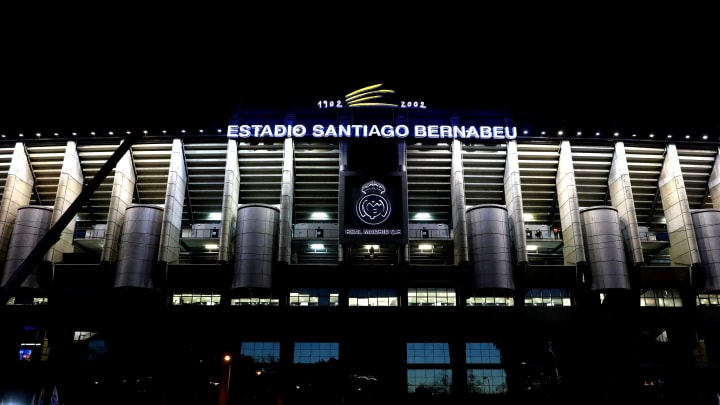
[407,369,452,394]
[293,342,339,364]
[241,342,280,364]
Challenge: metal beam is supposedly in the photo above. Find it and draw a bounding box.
[1,132,144,304]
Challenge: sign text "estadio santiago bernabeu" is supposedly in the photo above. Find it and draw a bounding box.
[227,124,517,140]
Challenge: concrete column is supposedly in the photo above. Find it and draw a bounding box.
[114,204,163,289]
[0,142,33,263]
[398,140,409,264]
[609,141,644,266]
[338,140,349,264]
[2,206,53,289]
[101,142,135,263]
[451,139,469,265]
[219,139,240,263]
[659,144,701,266]
[278,138,294,264]
[158,139,186,265]
[708,147,720,209]
[44,140,84,264]
[504,140,528,265]
[556,141,586,265]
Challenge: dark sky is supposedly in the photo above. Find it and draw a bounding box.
[3,8,719,137]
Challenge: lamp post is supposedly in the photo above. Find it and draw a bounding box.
[219,354,232,405]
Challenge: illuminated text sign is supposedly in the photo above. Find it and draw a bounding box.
[227,124,517,140]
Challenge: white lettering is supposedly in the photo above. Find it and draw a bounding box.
[228,124,517,140]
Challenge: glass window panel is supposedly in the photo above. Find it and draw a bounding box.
[467,368,508,394]
[407,342,450,364]
[293,342,339,364]
[241,342,280,364]
[466,342,501,364]
[407,369,452,394]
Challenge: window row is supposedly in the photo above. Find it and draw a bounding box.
[169,288,686,308]
[8,288,695,308]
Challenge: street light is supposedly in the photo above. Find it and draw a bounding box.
[219,354,232,405]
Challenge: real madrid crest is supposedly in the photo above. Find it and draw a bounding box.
[356,180,391,225]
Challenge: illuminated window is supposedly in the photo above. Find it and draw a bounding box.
[466,291,515,307]
[241,342,280,364]
[6,296,48,305]
[407,287,456,307]
[289,288,339,306]
[641,289,682,307]
[73,331,97,342]
[524,288,571,307]
[231,297,280,306]
[348,287,399,306]
[696,292,720,307]
[172,292,221,306]
[293,342,339,364]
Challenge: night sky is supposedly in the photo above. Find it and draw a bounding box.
[2,8,719,137]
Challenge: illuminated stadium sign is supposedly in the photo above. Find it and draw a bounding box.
[340,173,408,244]
[227,83,517,140]
[227,124,516,140]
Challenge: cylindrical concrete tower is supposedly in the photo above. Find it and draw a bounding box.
[466,204,514,290]
[1,206,53,289]
[691,208,720,291]
[114,204,164,289]
[580,206,631,290]
[233,203,280,290]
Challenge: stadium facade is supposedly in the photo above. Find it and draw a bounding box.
[2,86,720,404]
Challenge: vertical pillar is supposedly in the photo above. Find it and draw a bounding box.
[158,139,187,265]
[0,142,33,263]
[338,140,349,264]
[2,206,53,289]
[114,205,163,289]
[708,147,720,209]
[556,141,586,265]
[504,140,528,265]
[659,144,701,266]
[45,140,84,264]
[398,139,409,264]
[101,143,135,263]
[451,139,469,265]
[278,138,294,264]
[608,141,644,265]
[219,139,240,264]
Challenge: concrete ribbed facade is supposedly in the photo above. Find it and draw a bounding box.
[660,144,701,266]
[557,141,586,265]
[609,141,644,266]
[158,138,187,265]
[101,145,135,263]
[451,139,469,265]
[504,140,528,266]
[0,142,33,263]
